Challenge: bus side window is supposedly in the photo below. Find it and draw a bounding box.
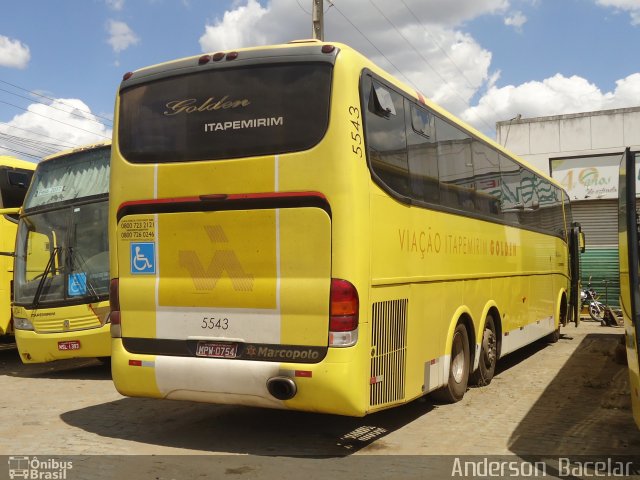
[499,154,523,224]
[435,117,474,212]
[535,181,565,236]
[365,78,410,198]
[471,140,502,218]
[406,102,438,204]
[0,168,33,221]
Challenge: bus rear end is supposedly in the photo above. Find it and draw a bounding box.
[110,43,371,415]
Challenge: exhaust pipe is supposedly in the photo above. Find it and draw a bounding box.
[266,376,297,400]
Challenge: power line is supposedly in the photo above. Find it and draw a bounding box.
[0,122,79,150]
[398,0,506,134]
[0,144,41,161]
[296,0,311,15]
[0,132,69,156]
[0,87,111,128]
[399,0,482,99]
[329,2,421,92]
[0,78,113,126]
[0,99,110,140]
[367,0,496,133]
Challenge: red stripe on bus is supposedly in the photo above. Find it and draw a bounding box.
[118,191,327,213]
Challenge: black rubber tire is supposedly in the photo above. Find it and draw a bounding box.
[470,315,497,386]
[431,323,470,403]
[546,326,561,343]
[97,357,111,367]
[589,303,605,322]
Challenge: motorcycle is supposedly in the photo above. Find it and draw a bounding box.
[581,277,606,322]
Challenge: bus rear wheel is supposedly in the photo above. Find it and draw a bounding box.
[431,323,470,403]
[470,315,497,386]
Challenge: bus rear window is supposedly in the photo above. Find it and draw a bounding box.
[119,63,333,163]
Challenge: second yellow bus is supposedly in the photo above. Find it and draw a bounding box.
[13,143,111,363]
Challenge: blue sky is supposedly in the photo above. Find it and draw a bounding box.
[1,0,640,161]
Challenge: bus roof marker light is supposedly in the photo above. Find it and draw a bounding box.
[122,72,134,81]
[321,45,335,54]
[226,52,239,61]
[212,52,225,61]
[198,55,211,65]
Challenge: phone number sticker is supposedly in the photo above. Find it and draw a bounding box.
[120,217,156,241]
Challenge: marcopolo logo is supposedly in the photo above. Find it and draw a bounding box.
[8,456,73,479]
[243,344,324,363]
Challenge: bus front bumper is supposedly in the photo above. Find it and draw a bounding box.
[15,324,111,363]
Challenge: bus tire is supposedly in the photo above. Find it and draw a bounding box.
[470,315,497,387]
[546,327,561,343]
[431,323,470,403]
[97,357,111,366]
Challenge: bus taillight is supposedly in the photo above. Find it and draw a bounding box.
[329,279,358,347]
[110,278,121,338]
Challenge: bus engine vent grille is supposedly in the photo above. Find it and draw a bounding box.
[369,299,408,407]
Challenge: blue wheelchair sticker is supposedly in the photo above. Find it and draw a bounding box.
[130,242,156,275]
[68,273,87,296]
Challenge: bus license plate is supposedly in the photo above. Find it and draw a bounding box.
[195,342,238,359]
[58,340,81,351]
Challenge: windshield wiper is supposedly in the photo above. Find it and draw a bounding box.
[32,246,61,308]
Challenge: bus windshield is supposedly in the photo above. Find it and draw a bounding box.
[14,147,110,307]
[14,201,109,307]
[23,147,109,209]
[118,63,332,163]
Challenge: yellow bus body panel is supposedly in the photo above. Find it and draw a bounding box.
[0,156,35,335]
[117,208,331,346]
[0,220,16,334]
[619,229,640,428]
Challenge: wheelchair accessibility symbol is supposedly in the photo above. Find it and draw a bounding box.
[68,272,87,296]
[130,242,156,274]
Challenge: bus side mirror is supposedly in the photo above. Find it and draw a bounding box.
[579,232,585,253]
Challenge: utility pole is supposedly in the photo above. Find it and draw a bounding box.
[312,0,324,41]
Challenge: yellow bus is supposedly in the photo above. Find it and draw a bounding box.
[109,41,579,416]
[0,156,35,337]
[13,142,111,363]
[618,147,640,429]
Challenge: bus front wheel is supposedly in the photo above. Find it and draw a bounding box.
[431,323,470,403]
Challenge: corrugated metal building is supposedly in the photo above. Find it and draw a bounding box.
[496,107,640,307]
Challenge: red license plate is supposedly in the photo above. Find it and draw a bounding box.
[195,342,238,359]
[58,340,81,351]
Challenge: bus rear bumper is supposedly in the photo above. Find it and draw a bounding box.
[15,324,111,363]
[111,338,366,416]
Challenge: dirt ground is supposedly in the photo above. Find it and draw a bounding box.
[0,321,639,479]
